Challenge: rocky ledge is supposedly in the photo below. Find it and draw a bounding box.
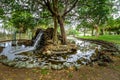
[42,43,77,55]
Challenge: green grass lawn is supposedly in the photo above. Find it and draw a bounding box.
[79,35,120,44]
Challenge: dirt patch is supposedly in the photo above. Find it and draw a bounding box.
[0,56,120,80]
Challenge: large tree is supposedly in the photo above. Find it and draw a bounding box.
[0,0,116,43]
[37,0,79,44]
[76,0,113,36]
[0,0,79,44]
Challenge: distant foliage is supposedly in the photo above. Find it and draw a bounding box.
[68,29,80,35]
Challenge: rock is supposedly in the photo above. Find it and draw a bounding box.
[14,57,29,61]
[0,47,4,53]
[42,50,52,55]
[26,63,35,68]
[74,64,81,70]
[17,40,32,46]
[0,55,7,60]
[1,59,16,67]
[46,40,53,44]
[15,62,27,68]
[63,63,71,68]
[41,65,50,69]
[7,61,16,67]
[97,61,108,67]
[51,64,63,70]
[99,55,113,63]
[49,59,65,64]
[111,52,120,56]
[46,50,52,55]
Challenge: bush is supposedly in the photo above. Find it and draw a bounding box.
[68,29,80,36]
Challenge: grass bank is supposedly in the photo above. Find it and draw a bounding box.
[78,35,120,44]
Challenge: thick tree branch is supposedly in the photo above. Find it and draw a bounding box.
[63,0,68,15]
[62,0,78,17]
[43,0,55,15]
[34,0,45,6]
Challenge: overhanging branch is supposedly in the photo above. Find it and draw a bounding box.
[62,0,78,17]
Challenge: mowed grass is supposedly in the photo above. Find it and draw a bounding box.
[79,35,120,44]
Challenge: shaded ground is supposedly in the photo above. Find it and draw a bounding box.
[0,56,120,80]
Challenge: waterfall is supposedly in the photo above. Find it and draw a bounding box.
[8,31,43,54]
[33,31,43,49]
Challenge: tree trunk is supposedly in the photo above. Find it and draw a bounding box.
[94,24,99,37]
[53,16,58,44]
[84,28,86,36]
[57,16,67,44]
[91,27,94,36]
[100,28,105,35]
[52,0,58,45]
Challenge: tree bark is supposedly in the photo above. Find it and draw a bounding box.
[57,16,67,44]
[53,16,58,44]
[91,27,94,36]
[94,24,99,37]
[52,0,58,45]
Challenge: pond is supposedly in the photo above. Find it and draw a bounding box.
[0,37,102,69]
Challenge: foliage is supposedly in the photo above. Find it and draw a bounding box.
[40,69,49,75]
[80,35,120,44]
[10,11,35,32]
[0,8,4,19]
[0,0,119,42]
[68,29,80,35]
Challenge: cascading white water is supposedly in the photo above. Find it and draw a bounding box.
[1,31,43,59]
[11,31,43,54]
[33,31,43,49]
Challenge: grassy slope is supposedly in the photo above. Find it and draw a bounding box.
[79,35,120,44]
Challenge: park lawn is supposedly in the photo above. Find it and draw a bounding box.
[79,35,120,44]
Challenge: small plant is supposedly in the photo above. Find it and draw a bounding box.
[40,69,49,75]
[68,72,73,78]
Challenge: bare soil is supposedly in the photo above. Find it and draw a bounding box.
[0,56,120,80]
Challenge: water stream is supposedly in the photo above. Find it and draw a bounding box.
[0,35,102,69]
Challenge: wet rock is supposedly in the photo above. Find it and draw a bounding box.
[14,57,29,61]
[17,40,32,46]
[0,47,4,53]
[7,61,16,67]
[51,64,63,70]
[111,52,120,56]
[46,40,53,45]
[42,50,52,55]
[99,55,113,63]
[41,65,50,69]
[42,44,77,55]
[1,60,16,67]
[74,64,81,70]
[32,28,56,49]
[26,62,39,68]
[76,60,83,64]
[49,59,65,64]
[15,62,27,68]
[39,63,51,69]
[0,55,7,60]
[80,58,89,64]
[97,61,108,67]
[26,63,35,68]
[63,63,71,68]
